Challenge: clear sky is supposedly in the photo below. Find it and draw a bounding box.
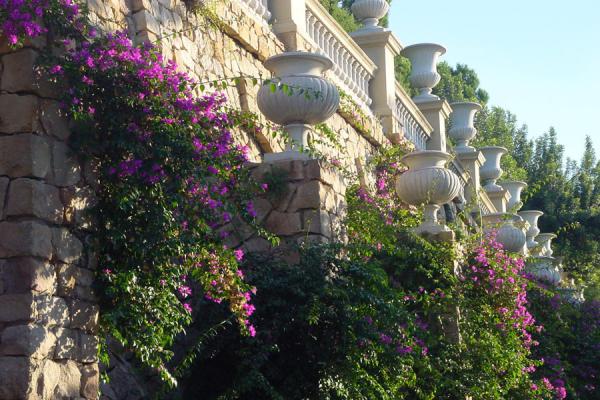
[388,0,600,163]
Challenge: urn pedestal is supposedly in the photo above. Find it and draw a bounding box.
[449,102,482,154]
[395,150,461,236]
[257,52,340,162]
[400,43,446,103]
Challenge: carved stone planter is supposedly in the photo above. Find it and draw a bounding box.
[351,0,390,30]
[536,233,557,257]
[395,150,461,235]
[480,146,507,191]
[400,43,446,103]
[502,181,528,211]
[257,52,340,161]
[518,210,544,250]
[527,256,562,286]
[482,213,527,253]
[449,102,482,154]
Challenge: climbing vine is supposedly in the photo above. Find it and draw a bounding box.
[1,0,274,385]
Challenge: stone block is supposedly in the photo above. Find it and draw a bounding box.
[0,257,55,294]
[0,134,51,178]
[1,49,38,93]
[36,295,69,327]
[5,178,64,223]
[0,220,53,259]
[0,93,39,133]
[55,328,98,362]
[0,177,8,220]
[0,324,56,358]
[264,210,301,236]
[68,299,99,333]
[64,186,96,227]
[302,210,332,238]
[288,180,325,211]
[133,10,160,35]
[52,228,84,263]
[80,364,100,399]
[50,140,81,187]
[40,100,70,140]
[0,293,34,322]
[54,360,82,398]
[0,357,32,399]
[57,263,77,296]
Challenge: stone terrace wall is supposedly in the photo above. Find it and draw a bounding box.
[0,44,99,400]
[0,0,389,398]
[129,0,388,171]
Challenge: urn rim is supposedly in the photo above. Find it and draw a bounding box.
[400,150,453,166]
[264,51,333,75]
[449,101,482,111]
[400,43,447,57]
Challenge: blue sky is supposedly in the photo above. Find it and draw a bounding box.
[388,0,600,163]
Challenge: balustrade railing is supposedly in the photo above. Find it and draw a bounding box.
[394,83,430,150]
[238,0,271,24]
[305,0,374,109]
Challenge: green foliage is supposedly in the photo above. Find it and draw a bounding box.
[529,286,600,399]
[319,0,360,32]
[433,62,490,104]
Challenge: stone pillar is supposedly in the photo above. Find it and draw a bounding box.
[417,99,452,152]
[0,41,99,399]
[268,0,307,51]
[229,160,346,263]
[486,189,511,213]
[456,150,486,208]
[350,29,402,139]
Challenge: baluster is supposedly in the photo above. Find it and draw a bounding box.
[262,0,271,21]
[342,50,351,86]
[349,59,359,95]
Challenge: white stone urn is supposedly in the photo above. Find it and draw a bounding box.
[257,52,340,161]
[481,213,527,253]
[395,150,461,234]
[527,256,562,286]
[518,210,544,250]
[536,233,557,257]
[480,146,507,191]
[449,102,482,154]
[400,43,446,103]
[351,0,389,30]
[502,181,528,211]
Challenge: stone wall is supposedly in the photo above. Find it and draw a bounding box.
[0,43,99,399]
[0,0,390,398]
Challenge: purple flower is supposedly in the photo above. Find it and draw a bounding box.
[178,285,192,298]
[233,249,244,262]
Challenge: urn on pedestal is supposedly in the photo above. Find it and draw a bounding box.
[527,256,562,286]
[481,213,527,253]
[518,210,544,250]
[536,233,557,257]
[351,0,390,31]
[480,146,507,191]
[400,43,446,103]
[257,52,340,162]
[502,181,528,212]
[449,102,482,154]
[395,150,461,235]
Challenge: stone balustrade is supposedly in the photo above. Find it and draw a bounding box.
[394,83,431,150]
[238,0,271,24]
[304,0,374,109]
